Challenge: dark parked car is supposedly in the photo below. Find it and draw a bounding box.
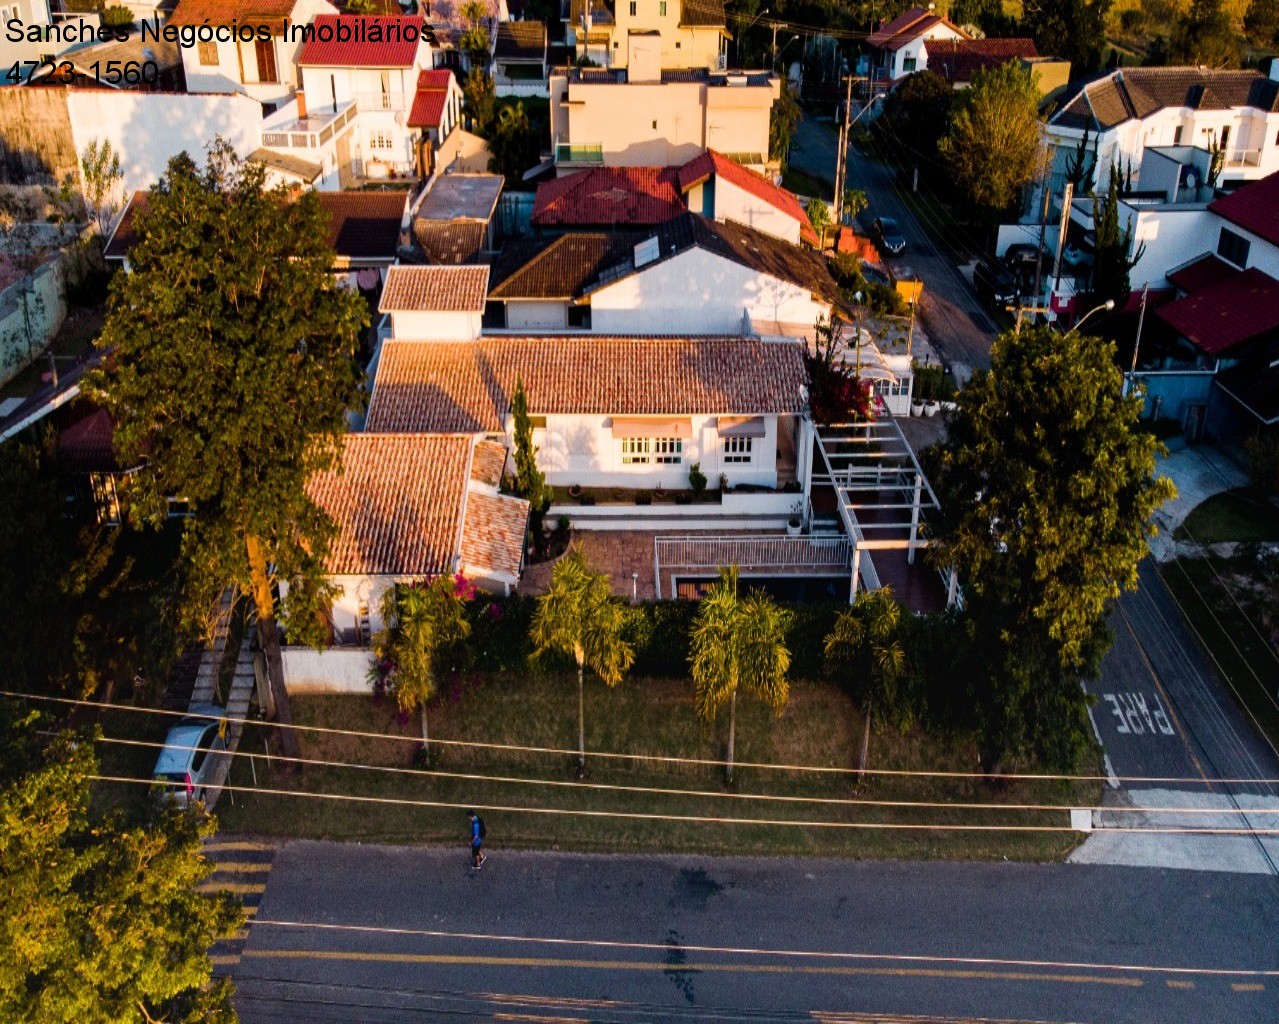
[1002,242,1051,288]
[973,259,1020,310]
[872,216,907,256]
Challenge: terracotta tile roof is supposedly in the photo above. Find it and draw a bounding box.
[103,191,146,260]
[489,233,631,299]
[365,336,808,432]
[1208,171,1279,249]
[57,407,118,473]
[414,220,487,263]
[928,37,1038,85]
[1155,267,1279,355]
[460,491,528,580]
[317,191,406,259]
[307,433,472,576]
[298,15,428,67]
[470,439,508,486]
[495,20,547,60]
[532,166,684,228]
[408,68,456,128]
[169,0,298,26]
[676,150,816,244]
[867,7,965,50]
[1052,69,1279,132]
[380,265,490,312]
[248,148,323,183]
[1166,253,1238,293]
[678,0,726,28]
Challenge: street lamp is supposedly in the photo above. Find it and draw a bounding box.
[734,7,769,67]
[1067,298,1115,336]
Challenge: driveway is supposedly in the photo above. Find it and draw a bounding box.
[790,117,999,379]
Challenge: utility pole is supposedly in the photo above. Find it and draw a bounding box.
[771,22,779,71]
[833,72,854,225]
[1008,302,1053,334]
[1127,282,1149,395]
[1051,180,1074,293]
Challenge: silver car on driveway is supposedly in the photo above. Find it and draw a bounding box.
[152,704,227,806]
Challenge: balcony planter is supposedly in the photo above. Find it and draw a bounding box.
[635,491,651,505]
[911,399,925,416]
[925,400,941,417]
[786,517,802,537]
[568,483,582,499]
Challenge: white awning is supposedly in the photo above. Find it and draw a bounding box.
[609,417,692,439]
[716,416,767,438]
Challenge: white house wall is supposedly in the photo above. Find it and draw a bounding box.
[527,412,779,490]
[1125,206,1219,288]
[504,300,568,330]
[390,310,482,340]
[713,178,800,243]
[66,90,264,193]
[588,248,826,334]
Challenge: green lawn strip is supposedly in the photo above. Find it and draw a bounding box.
[781,167,832,201]
[86,705,174,820]
[1159,554,1279,753]
[214,679,1098,862]
[1174,488,1279,544]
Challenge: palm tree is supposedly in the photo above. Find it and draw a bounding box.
[371,575,471,761]
[530,549,634,773]
[690,567,791,784]
[824,587,908,782]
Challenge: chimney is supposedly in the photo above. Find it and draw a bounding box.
[296,90,308,120]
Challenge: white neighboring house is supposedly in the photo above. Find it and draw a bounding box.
[297,13,433,179]
[486,213,841,334]
[170,0,338,109]
[364,335,813,503]
[0,0,56,70]
[379,264,488,340]
[1045,65,1279,197]
[865,6,966,86]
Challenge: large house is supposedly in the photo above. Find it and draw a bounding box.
[485,212,841,333]
[566,0,729,71]
[549,44,780,173]
[532,149,817,244]
[297,14,434,178]
[171,0,338,109]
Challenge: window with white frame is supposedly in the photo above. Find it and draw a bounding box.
[369,130,395,150]
[723,436,753,463]
[622,437,683,464]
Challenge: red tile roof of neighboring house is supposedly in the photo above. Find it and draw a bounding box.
[308,433,529,579]
[408,68,456,128]
[460,491,528,581]
[308,433,472,575]
[298,15,427,67]
[532,166,684,228]
[379,265,490,312]
[317,191,406,260]
[928,37,1039,85]
[867,7,967,50]
[1208,170,1279,249]
[57,407,118,473]
[103,191,146,261]
[677,150,817,245]
[169,0,300,27]
[366,337,808,433]
[1155,267,1279,355]
[1166,253,1239,293]
[470,439,508,486]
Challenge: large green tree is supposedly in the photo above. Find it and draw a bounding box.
[530,550,634,773]
[89,141,369,761]
[1169,0,1239,66]
[372,576,472,758]
[824,587,909,780]
[1245,0,1279,45]
[877,70,954,174]
[929,326,1175,769]
[939,61,1043,220]
[1020,0,1112,74]
[0,705,242,1023]
[769,85,803,168]
[690,567,791,784]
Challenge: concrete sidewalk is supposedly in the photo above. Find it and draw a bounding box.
[1149,445,1251,561]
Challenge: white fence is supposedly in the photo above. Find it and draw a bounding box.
[282,646,373,694]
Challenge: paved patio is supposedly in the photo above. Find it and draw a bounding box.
[519,531,660,601]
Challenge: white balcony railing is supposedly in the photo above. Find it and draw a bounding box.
[262,101,357,150]
[1224,148,1262,168]
[353,90,414,112]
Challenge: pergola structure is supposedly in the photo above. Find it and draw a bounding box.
[814,416,958,607]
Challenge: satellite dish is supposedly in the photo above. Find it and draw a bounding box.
[1184,171,1197,190]
[395,111,407,127]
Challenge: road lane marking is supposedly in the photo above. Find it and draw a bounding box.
[210,954,241,967]
[239,948,1143,987]
[199,881,267,895]
[1165,979,1194,989]
[493,1015,590,1023]
[204,840,272,852]
[1232,983,1265,992]
[206,861,273,873]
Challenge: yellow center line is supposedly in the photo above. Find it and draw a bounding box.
[1165,979,1195,989]
[493,1015,591,1023]
[239,948,1144,987]
[1232,983,1266,992]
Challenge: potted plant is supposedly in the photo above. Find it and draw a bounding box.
[635,490,652,505]
[568,483,582,500]
[654,482,666,501]
[719,472,729,492]
[786,499,804,537]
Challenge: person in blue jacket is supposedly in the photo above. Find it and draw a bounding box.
[468,810,486,868]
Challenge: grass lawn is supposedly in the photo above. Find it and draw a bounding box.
[1174,488,1279,544]
[212,674,1101,862]
[781,166,832,201]
[1158,552,1279,753]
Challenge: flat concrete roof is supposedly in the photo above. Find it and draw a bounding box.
[416,174,504,222]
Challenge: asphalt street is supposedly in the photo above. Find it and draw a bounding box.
[789,116,998,377]
[228,843,1279,1023]
[1091,560,1279,796]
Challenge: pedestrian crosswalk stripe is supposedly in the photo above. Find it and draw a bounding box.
[199,881,267,895]
[207,861,273,873]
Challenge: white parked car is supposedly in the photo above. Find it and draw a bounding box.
[152,704,227,806]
